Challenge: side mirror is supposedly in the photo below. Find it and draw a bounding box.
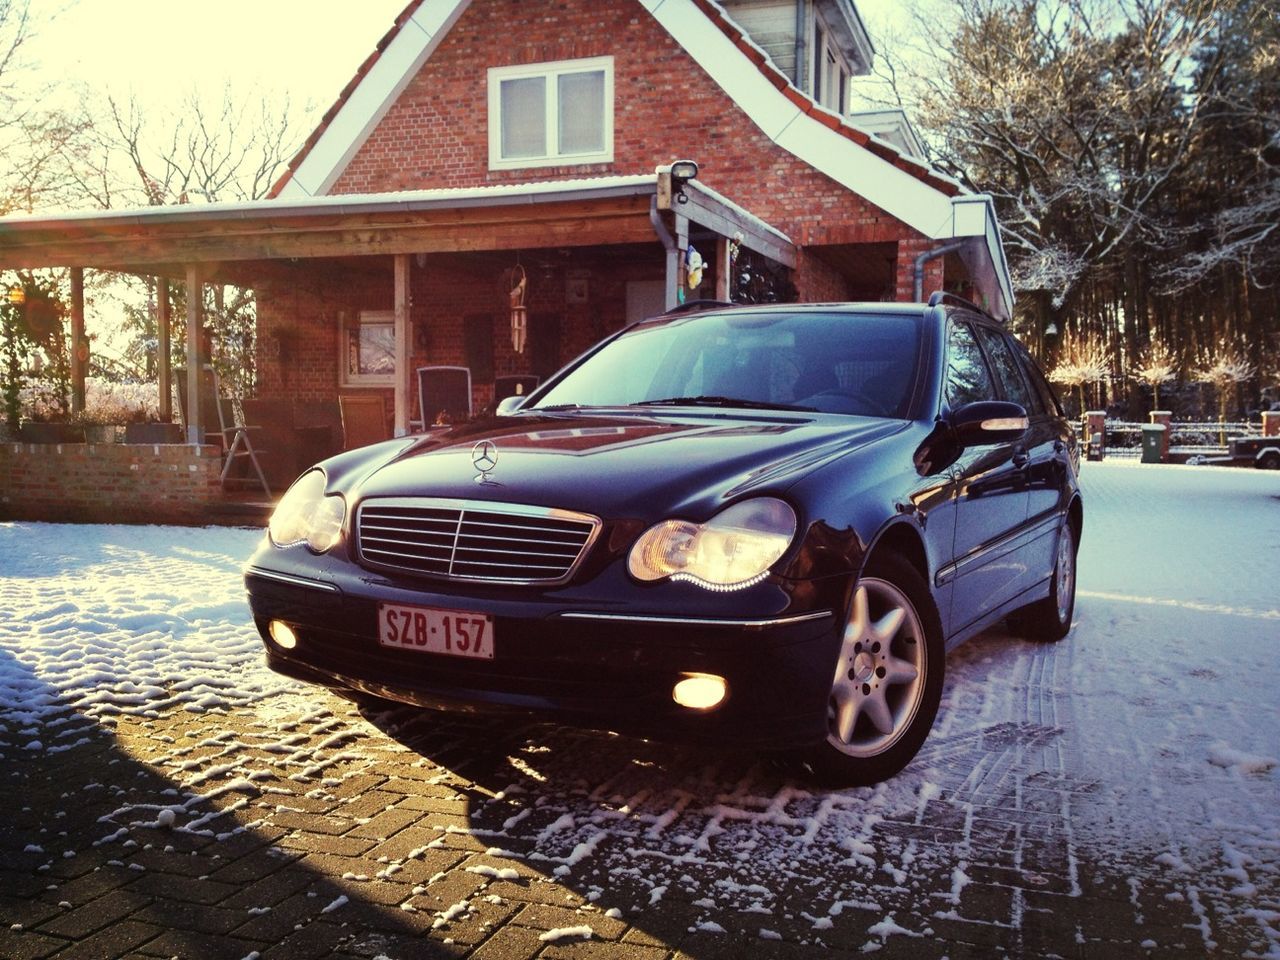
[948,400,1028,446]
[495,396,525,417]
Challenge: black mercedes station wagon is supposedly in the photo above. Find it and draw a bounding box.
[245,295,1082,785]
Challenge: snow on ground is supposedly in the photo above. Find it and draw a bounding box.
[1,460,1278,957]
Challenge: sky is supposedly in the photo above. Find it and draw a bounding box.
[21,0,916,118]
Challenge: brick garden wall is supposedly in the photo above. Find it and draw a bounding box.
[0,443,224,524]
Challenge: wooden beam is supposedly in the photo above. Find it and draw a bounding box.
[394,254,410,437]
[715,235,731,301]
[185,265,202,444]
[157,278,171,421]
[680,191,796,268]
[69,267,85,415]
[0,196,657,270]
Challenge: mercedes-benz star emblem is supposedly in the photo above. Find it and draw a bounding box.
[471,440,498,479]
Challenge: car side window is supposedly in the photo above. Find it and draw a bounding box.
[944,320,996,409]
[976,326,1042,417]
[1010,339,1064,418]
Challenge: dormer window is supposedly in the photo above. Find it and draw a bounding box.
[488,57,614,170]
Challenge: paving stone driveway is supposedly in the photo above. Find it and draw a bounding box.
[2,463,1277,959]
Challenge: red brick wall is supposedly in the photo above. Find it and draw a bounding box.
[0,442,223,524]
[255,254,664,418]
[329,0,936,291]
[258,0,967,412]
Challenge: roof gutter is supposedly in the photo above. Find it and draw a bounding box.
[913,240,969,302]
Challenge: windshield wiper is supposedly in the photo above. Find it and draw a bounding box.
[632,395,816,412]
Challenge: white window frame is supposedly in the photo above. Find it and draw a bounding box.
[341,310,396,388]
[487,56,614,170]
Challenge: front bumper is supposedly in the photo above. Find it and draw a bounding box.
[245,558,845,750]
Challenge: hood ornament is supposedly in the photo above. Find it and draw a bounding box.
[471,440,499,483]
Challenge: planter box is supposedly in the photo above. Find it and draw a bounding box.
[84,424,123,443]
[124,422,183,444]
[20,422,86,444]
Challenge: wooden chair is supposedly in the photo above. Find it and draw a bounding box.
[339,395,390,450]
[416,365,472,427]
[175,366,271,495]
[494,374,540,403]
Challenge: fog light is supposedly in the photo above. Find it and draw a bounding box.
[269,620,298,650]
[672,673,727,711]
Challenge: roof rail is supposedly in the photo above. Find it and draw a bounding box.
[927,290,998,320]
[660,298,737,316]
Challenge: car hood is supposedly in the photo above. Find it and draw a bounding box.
[349,411,902,518]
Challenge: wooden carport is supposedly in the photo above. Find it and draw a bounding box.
[0,171,796,439]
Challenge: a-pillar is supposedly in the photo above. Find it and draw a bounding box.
[1085,410,1106,460]
[1263,411,1280,438]
[1149,410,1172,462]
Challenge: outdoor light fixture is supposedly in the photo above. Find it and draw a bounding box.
[6,285,25,306]
[668,159,699,205]
[672,673,727,711]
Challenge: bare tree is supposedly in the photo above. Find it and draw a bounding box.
[1131,339,1178,410]
[1049,328,1110,415]
[1197,340,1255,424]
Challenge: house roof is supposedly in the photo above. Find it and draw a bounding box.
[270,0,963,213]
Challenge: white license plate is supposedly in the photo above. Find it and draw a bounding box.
[377,603,494,660]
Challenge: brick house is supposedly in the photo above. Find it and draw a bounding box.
[0,0,1012,506]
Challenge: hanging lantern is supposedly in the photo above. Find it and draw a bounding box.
[509,264,528,353]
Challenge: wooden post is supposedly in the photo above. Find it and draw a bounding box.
[664,214,688,311]
[157,278,171,421]
[394,254,410,437]
[70,267,85,415]
[715,235,731,301]
[185,265,203,444]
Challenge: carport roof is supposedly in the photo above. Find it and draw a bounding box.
[0,175,794,276]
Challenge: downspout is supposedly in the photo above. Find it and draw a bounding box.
[795,0,809,92]
[913,240,968,303]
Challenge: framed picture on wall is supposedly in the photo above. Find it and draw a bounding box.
[566,270,590,304]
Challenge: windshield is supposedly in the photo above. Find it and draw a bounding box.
[532,310,921,418]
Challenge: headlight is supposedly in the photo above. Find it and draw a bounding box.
[268,469,346,553]
[628,498,796,591]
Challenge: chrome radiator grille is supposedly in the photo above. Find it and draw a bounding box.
[356,498,601,585]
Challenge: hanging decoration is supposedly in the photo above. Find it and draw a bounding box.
[508,263,528,353]
[685,245,705,290]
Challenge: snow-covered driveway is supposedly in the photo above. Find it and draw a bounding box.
[1,460,1277,959]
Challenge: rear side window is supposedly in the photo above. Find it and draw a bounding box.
[976,326,1042,416]
[1009,338,1064,417]
[944,321,996,408]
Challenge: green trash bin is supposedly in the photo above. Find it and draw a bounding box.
[1141,423,1166,463]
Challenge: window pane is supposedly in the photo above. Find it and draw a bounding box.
[945,322,996,408]
[977,326,1039,414]
[357,323,395,377]
[500,76,546,159]
[558,71,604,155]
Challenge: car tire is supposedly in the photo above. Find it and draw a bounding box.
[801,554,944,787]
[1258,451,1280,470]
[1007,520,1077,643]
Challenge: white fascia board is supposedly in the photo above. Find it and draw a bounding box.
[279,0,472,199]
[642,0,956,240]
